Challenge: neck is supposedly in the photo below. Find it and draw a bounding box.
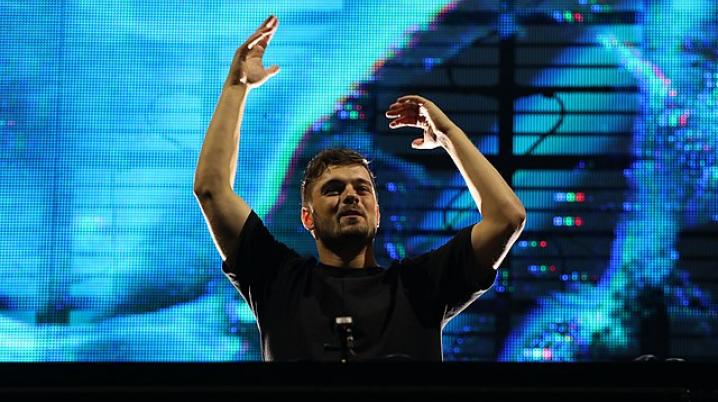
[316,241,378,268]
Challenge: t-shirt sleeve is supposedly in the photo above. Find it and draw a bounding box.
[221,210,300,315]
[398,224,498,326]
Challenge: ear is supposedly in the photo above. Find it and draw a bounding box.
[301,206,314,231]
[301,206,318,240]
[375,204,381,229]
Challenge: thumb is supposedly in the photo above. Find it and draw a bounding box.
[267,65,280,78]
[411,138,425,149]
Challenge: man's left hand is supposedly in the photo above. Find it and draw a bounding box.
[385,95,457,150]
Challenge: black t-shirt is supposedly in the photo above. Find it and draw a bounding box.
[222,210,497,361]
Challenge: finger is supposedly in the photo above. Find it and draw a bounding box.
[390,122,410,129]
[242,28,270,51]
[245,16,276,42]
[246,17,278,50]
[263,17,279,47]
[248,29,275,50]
[264,15,277,29]
[252,65,281,87]
[385,105,402,116]
[266,65,280,78]
[385,106,405,118]
[390,102,420,117]
[411,137,439,150]
[258,15,274,30]
[388,120,404,129]
[386,102,414,115]
[388,117,416,129]
[398,95,426,104]
[385,104,419,120]
[387,101,409,110]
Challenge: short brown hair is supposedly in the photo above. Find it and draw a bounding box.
[301,148,377,206]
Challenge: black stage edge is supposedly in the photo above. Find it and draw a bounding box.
[0,362,716,401]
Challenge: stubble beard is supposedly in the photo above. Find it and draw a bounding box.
[313,212,376,254]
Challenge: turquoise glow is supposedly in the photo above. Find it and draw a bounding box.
[500,0,718,361]
[3,0,717,362]
[0,1,456,361]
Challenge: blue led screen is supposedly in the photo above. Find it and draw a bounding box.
[1,0,716,361]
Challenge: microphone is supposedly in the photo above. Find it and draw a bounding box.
[334,316,355,363]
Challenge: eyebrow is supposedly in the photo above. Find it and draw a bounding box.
[319,178,372,192]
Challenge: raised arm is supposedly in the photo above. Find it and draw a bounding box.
[385,95,526,270]
[193,15,280,261]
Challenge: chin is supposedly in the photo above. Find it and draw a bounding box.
[340,225,368,237]
[336,220,372,237]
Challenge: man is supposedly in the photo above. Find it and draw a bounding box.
[193,15,526,361]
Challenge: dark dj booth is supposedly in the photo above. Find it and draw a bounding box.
[0,362,715,401]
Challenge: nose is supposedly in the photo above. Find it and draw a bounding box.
[343,194,358,205]
[342,187,359,204]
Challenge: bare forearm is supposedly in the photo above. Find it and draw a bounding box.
[440,125,525,224]
[194,84,249,194]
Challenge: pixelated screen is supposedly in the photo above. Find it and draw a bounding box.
[1,0,716,361]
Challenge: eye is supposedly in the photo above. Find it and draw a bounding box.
[323,184,342,195]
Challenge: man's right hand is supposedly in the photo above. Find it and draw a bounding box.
[224,15,280,89]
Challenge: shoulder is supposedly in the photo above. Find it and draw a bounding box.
[221,210,303,279]
[391,225,475,267]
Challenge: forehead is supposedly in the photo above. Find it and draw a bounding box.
[315,165,372,187]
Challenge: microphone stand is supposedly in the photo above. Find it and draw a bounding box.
[323,316,357,363]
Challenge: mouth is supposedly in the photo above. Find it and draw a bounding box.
[338,210,364,219]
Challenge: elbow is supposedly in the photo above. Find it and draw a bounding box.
[193,184,214,202]
[193,182,207,197]
[193,174,207,198]
[480,202,526,235]
[193,176,224,201]
[193,168,227,200]
[503,204,527,234]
